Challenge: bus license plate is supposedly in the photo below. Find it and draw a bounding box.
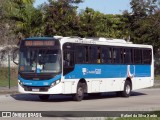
[32,88,39,92]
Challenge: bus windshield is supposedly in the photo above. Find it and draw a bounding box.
[19,48,61,73]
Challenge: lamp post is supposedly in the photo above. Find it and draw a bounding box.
[5,23,11,89]
[8,52,11,89]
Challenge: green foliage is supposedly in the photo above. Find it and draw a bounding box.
[1,0,160,77]
[78,8,128,38]
[121,0,160,75]
[78,8,101,37]
[123,0,160,53]
[41,0,126,38]
[0,0,17,45]
[43,0,81,36]
[8,0,43,38]
[0,0,160,56]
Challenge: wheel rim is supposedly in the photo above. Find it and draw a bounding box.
[126,85,131,94]
[77,87,83,97]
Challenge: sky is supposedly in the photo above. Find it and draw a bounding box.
[34,0,131,14]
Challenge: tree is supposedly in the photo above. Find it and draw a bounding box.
[78,8,101,37]
[0,0,17,45]
[43,0,82,36]
[123,0,160,52]
[14,0,35,4]
[78,8,127,38]
[122,0,160,75]
[7,0,43,38]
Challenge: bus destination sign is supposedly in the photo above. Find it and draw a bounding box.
[25,41,55,46]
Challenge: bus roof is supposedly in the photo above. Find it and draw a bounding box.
[23,36,152,48]
[60,37,153,49]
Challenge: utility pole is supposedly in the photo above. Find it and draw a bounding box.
[8,53,11,89]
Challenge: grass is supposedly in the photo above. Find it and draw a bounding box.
[155,75,160,80]
[0,67,18,87]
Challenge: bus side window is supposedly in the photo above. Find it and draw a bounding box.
[63,43,75,67]
[85,46,89,63]
[109,48,112,63]
[90,46,97,63]
[134,49,142,64]
[76,45,85,64]
[120,48,124,64]
[143,49,152,64]
[97,47,101,63]
[64,51,70,67]
[101,48,106,64]
[112,48,115,63]
[124,48,131,64]
[114,48,121,64]
[131,49,134,64]
[101,47,109,64]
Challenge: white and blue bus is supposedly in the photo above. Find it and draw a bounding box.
[13,36,154,101]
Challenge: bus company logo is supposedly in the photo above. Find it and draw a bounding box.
[82,68,88,75]
[1,112,42,118]
[2,112,11,117]
[82,68,101,75]
[95,69,101,74]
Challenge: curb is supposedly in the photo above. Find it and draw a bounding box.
[0,86,18,95]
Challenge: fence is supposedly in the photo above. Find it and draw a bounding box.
[0,45,18,88]
[0,67,18,87]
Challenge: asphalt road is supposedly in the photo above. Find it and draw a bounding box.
[0,88,160,112]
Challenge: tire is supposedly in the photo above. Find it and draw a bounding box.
[121,81,132,97]
[73,82,84,101]
[39,95,50,101]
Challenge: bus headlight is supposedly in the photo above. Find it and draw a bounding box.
[18,80,23,86]
[51,82,56,87]
[50,80,61,88]
[56,80,60,84]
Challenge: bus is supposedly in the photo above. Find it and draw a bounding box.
[13,36,154,101]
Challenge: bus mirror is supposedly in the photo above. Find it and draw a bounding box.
[13,48,19,65]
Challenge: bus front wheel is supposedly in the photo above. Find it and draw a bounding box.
[39,95,50,101]
[73,82,84,101]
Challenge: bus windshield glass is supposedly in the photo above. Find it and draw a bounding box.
[19,48,61,73]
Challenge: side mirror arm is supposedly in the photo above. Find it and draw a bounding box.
[13,48,19,65]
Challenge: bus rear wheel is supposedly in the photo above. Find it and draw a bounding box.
[121,81,132,97]
[73,82,84,101]
[39,95,50,101]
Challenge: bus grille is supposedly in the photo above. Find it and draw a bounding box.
[23,86,49,92]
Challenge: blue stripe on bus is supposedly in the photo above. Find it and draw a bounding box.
[18,74,61,86]
[18,65,151,86]
[64,64,151,79]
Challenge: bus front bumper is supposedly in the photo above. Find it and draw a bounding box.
[18,82,63,95]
